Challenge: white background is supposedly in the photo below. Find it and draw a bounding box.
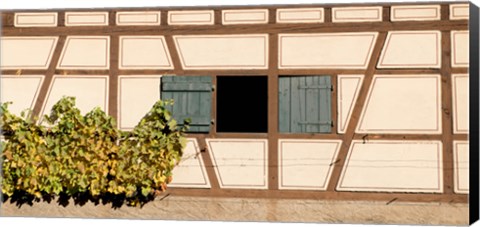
[0,0,478,227]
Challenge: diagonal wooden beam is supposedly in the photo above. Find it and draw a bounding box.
[326,32,388,192]
[31,35,67,118]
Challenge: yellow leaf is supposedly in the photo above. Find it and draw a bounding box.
[34,192,42,198]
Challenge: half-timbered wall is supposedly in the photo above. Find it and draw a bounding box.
[0,1,470,204]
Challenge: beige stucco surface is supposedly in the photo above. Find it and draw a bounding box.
[1,37,58,69]
[168,10,214,25]
[453,141,469,194]
[337,140,443,193]
[332,6,382,23]
[119,36,173,69]
[117,75,162,130]
[0,76,44,116]
[390,5,440,21]
[337,75,363,134]
[451,31,469,68]
[57,36,110,69]
[450,4,469,20]
[65,12,109,26]
[116,11,161,26]
[356,75,442,134]
[0,196,468,225]
[378,31,441,68]
[278,139,341,190]
[169,139,211,188]
[222,9,268,24]
[278,32,378,69]
[40,76,109,120]
[452,74,469,134]
[206,139,268,189]
[174,34,268,70]
[276,8,324,23]
[14,12,58,27]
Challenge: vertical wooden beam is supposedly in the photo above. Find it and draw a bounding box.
[57,11,65,27]
[108,10,117,26]
[211,75,218,137]
[324,8,332,23]
[268,8,279,190]
[160,10,168,26]
[32,36,67,118]
[326,32,388,192]
[383,6,390,22]
[1,12,14,27]
[269,8,276,24]
[440,4,454,194]
[441,4,449,21]
[440,30,454,195]
[331,74,338,134]
[108,12,120,124]
[214,9,222,25]
[108,35,119,124]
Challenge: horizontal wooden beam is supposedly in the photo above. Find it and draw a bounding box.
[1,20,467,36]
[166,188,468,204]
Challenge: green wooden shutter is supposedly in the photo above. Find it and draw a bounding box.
[279,75,332,133]
[161,76,212,132]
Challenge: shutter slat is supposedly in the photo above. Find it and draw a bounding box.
[173,115,211,125]
[290,77,303,132]
[278,77,291,132]
[306,76,319,133]
[162,82,212,91]
[278,75,332,133]
[319,76,331,133]
[160,75,212,133]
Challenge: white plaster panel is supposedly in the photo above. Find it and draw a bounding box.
[207,139,268,189]
[117,75,162,130]
[278,32,377,69]
[14,12,58,27]
[1,75,44,116]
[116,11,161,26]
[450,4,469,20]
[357,75,442,134]
[451,31,469,68]
[65,12,109,26]
[337,75,364,134]
[1,37,58,69]
[169,139,211,188]
[276,8,324,23]
[168,10,214,25]
[40,76,109,121]
[174,34,268,70]
[57,36,110,69]
[378,31,441,68]
[337,140,443,193]
[278,139,341,190]
[222,9,268,24]
[452,74,469,134]
[453,141,469,194]
[390,5,441,21]
[119,36,173,69]
[332,6,382,22]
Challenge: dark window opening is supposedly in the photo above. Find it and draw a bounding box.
[216,76,268,133]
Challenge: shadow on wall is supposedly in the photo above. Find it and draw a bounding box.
[2,190,160,209]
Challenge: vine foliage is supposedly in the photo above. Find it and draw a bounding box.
[1,97,189,206]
